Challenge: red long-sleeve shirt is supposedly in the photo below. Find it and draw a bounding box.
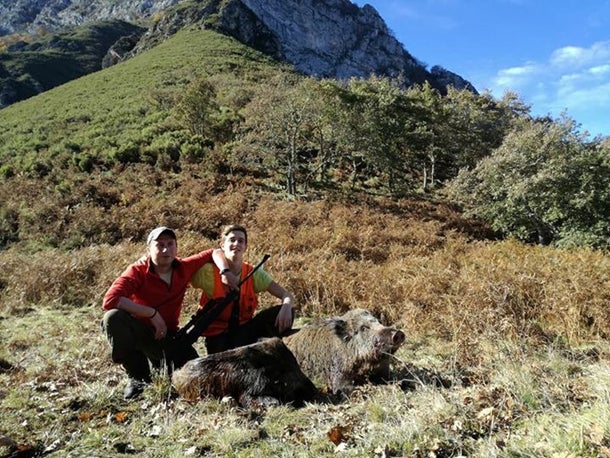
[102,249,213,332]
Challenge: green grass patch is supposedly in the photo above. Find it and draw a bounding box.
[0,26,285,172]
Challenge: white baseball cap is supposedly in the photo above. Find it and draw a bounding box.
[146,226,176,245]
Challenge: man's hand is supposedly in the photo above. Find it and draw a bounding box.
[275,303,294,334]
[220,271,239,290]
[150,311,168,340]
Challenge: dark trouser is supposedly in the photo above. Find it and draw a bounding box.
[205,305,294,355]
[101,309,197,380]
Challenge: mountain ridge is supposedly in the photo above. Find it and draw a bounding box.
[0,0,476,108]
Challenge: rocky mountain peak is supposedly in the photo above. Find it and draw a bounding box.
[0,0,477,104]
[0,0,182,35]
[134,0,475,92]
[241,0,418,80]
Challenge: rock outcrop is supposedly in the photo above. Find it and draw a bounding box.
[0,0,181,35]
[241,0,425,81]
[132,0,476,92]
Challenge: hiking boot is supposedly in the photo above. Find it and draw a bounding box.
[123,378,147,400]
[121,352,152,400]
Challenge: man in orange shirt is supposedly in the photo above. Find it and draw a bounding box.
[190,224,296,354]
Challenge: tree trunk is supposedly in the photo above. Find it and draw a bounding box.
[430,153,436,189]
[422,165,428,193]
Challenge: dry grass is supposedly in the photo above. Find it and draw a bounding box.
[1,191,610,456]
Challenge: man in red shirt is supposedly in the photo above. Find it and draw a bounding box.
[102,226,230,399]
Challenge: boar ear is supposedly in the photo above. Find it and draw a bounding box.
[332,319,352,341]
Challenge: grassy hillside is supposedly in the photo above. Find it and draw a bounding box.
[0,27,293,250]
[0,26,285,171]
[1,193,610,456]
[0,20,146,106]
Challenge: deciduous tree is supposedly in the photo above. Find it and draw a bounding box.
[448,115,610,248]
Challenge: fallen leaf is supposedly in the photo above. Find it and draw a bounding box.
[78,412,94,422]
[327,425,350,445]
[114,411,128,423]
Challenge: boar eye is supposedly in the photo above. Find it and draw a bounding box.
[358,325,369,333]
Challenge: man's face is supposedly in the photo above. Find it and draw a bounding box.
[221,230,247,260]
[148,234,178,268]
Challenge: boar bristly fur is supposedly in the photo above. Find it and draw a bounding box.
[172,337,317,408]
[284,309,405,393]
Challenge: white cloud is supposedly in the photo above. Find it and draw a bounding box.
[550,41,610,68]
[589,64,610,76]
[550,46,588,67]
[492,63,539,90]
[487,41,610,135]
[556,80,610,108]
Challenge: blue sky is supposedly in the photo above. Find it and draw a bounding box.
[352,0,610,138]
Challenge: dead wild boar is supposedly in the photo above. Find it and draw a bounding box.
[283,309,405,393]
[171,337,317,408]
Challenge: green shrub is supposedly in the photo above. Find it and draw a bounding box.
[76,153,94,173]
[140,147,159,165]
[0,165,15,179]
[112,142,141,164]
[26,160,52,178]
[180,135,212,164]
[0,207,19,247]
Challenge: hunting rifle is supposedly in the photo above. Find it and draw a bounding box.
[165,254,271,368]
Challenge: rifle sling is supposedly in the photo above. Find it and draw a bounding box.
[228,292,240,332]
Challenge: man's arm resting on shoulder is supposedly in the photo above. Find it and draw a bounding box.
[212,248,239,289]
